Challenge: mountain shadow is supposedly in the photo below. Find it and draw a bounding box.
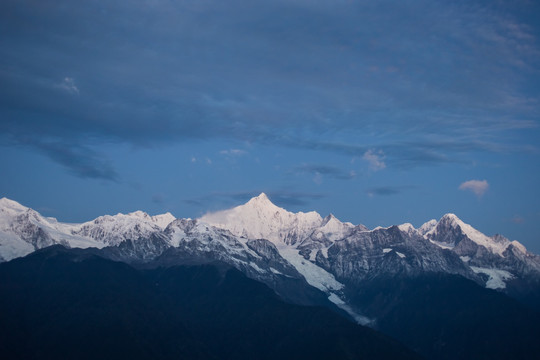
[0,246,419,360]
[347,273,540,360]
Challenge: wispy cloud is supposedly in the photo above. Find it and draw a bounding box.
[57,77,79,95]
[38,142,117,181]
[362,149,386,171]
[0,128,117,183]
[459,179,489,197]
[2,133,118,181]
[219,149,247,156]
[366,185,414,197]
[292,164,356,181]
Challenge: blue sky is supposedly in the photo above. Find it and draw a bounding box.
[2,0,540,251]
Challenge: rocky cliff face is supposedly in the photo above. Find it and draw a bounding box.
[319,225,476,284]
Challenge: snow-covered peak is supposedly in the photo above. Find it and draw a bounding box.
[247,192,271,204]
[426,214,463,237]
[441,213,460,222]
[75,211,166,246]
[199,193,323,245]
[0,199,105,261]
[127,210,151,220]
[432,213,464,232]
[510,240,527,254]
[124,210,175,229]
[428,213,511,256]
[321,214,354,228]
[398,223,416,234]
[418,219,437,235]
[0,198,55,231]
[321,213,338,225]
[0,198,29,215]
[316,214,354,241]
[242,192,286,214]
[151,212,176,229]
[0,199,63,232]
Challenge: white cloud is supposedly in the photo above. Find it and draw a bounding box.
[362,149,386,171]
[220,149,247,156]
[459,179,489,197]
[58,77,79,95]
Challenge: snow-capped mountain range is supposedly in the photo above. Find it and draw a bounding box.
[1,194,539,324]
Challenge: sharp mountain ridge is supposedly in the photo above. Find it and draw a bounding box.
[1,194,539,324]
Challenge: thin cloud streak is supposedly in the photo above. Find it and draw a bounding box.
[366,185,415,197]
[5,136,119,181]
[291,164,356,180]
